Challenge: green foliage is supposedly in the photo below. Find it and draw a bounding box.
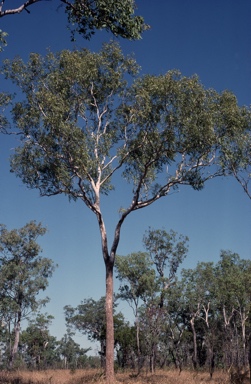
[179,252,251,371]
[116,252,157,308]
[143,228,189,282]
[116,229,188,314]
[181,261,216,312]
[115,247,251,372]
[122,71,250,193]
[0,221,56,367]
[64,296,126,359]
[0,0,148,42]
[3,43,249,212]
[65,0,148,41]
[116,230,189,373]
[217,92,251,199]
[0,30,7,51]
[115,321,136,368]
[58,330,90,369]
[3,43,139,202]
[20,313,59,368]
[215,250,251,320]
[64,297,107,343]
[0,221,56,319]
[0,92,12,132]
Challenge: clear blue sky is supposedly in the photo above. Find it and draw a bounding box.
[1,0,251,352]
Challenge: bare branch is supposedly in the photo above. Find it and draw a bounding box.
[232,167,251,199]
[0,0,42,17]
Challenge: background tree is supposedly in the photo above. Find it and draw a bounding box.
[20,313,59,369]
[163,281,190,373]
[0,221,56,368]
[138,301,167,373]
[180,262,219,375]
[174,253,251,375]
[115,251,157,373]
[58,330,90,369]
[180,266,206,370]
[116,228,188,373]
[215,251,251,370]
[143,228,189,307]
[114,320,136,370]
[3,42,251,382]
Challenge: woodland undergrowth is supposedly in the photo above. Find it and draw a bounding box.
[0,369,249,384]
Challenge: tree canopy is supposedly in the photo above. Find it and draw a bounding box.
[4,43,250,214]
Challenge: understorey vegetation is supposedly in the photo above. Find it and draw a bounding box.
[0,226,250,381]
[0,369,248,384]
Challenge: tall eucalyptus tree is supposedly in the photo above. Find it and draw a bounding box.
[3,42,250,381]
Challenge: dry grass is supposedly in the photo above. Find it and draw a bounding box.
[0,369,249,384]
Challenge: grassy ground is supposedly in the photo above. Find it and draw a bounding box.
[0,369,249,384]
